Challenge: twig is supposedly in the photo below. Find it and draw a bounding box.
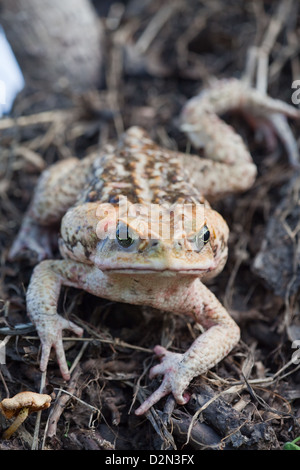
[69,338,89,375]
[46,366,84,438]
[243,0,295,92]
[0,367,9,398]
[0,109,74,131]
[129,356,153,414]
[23,334,153,354]
[31,370,47,450]
[52,389,100,416]
[135,1,182,55]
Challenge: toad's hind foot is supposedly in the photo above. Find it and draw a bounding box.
[9,216,56,262]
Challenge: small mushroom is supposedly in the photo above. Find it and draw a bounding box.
[0,391,51,439]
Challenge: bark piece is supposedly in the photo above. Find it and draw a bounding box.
[187,384,279,450]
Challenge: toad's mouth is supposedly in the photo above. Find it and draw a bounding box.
[98,266,211,275]
[93,253,217,275]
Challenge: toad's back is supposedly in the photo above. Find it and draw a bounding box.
[78,127,204,207]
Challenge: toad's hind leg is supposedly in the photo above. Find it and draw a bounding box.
[178,115,257,200]
[179,78,300,199]
[9,154,96,261]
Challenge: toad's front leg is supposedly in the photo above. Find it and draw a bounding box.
[27,264,239,414]
[134,278,240,415]
[26,260,92,380]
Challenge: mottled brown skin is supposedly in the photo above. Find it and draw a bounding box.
[10,79,300,415]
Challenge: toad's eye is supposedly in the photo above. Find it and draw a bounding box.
[116,224,135,248]
[194,224,210,251]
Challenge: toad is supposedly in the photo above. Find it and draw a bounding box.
[9,78,299,415]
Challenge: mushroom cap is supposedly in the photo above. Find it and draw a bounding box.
[0,391,51,419]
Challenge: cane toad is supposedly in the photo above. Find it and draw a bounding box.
[9,78,299,415]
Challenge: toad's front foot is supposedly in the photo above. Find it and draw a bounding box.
[37,314,84,380]
[135,345,191,415]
